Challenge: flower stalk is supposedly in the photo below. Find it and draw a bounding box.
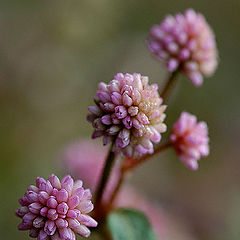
[122,141,172,173]
[94,145,116,210]
[108,171,125,209]
[107,141,172,210]
[160,71,179,100]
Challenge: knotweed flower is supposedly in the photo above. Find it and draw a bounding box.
[170,112,209,170]
[16,174,97,239]
[148,9,218,86]
[87,73,167,158]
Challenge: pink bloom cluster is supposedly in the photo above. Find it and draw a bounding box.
[170,112,209,170]
[87,73,167,158]
[148,9,218,86]
[16,174,97,239]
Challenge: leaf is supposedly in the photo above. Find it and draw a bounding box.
[107,208,157,240]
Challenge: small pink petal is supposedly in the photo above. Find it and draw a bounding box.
[75,225,91,238]
[47,196,58,209]
[68,195,80,209]
[28,202,42,215]
[33,216,45,228]
[44,220,56,236]
[47,209,58,221]
[56,189,68,203]
[57,202,69,215]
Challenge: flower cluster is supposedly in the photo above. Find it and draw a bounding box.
[87,73,167,158]
[16,174,97,239]
[16,7,216,240]
[148,9,217,86]
[170,112,209,170]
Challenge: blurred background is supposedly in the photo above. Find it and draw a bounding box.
[0,0,240,239]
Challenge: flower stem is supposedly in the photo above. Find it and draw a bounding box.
[108,171,125,207]
[94,144,115,210]
[122,141,172,173]
[108,141,172,208]
[160,71,179,100]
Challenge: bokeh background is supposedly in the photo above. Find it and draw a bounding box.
[0,0,240,239]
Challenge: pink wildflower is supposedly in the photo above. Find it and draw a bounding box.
[170,112,209,170]
[16,174,97,239]
[148,9,218,86]
[87,73,167,158]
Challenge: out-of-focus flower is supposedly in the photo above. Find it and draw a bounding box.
[61,140,120,204]
[116,186,197,240]
[87,73,167,158]
[62,140,196,240]
[148,9,218,86]
[115,186,165,239]
[16,174,97,239]
[170,112,209,170]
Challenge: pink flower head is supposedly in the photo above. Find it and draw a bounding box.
[148,9,218,86]
[170,112,209,170]
[87,73,167,158]
[16,174,97,239]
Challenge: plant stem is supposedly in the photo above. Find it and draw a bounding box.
[94,145,115,210]
[122,141,172,173]
[108,171,125,207]
[108,141,172,209]
[160,71,179,100]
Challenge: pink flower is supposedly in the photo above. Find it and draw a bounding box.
[148,9,218,86]
[16,174,97,239]
[170,112,209,170]
[61,140,120,204]
[87,73,167,157]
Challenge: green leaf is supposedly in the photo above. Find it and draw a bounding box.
[107,208,157,240]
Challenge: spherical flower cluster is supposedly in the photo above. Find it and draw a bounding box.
[148,9,218,86]
[16,174,97,239]
[170,112,209,170]
[87,73,167,158]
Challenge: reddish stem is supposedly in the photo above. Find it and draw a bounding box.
[122,141,172,173]
[108,171,125,208]
[160,71,179,101]
[108,141,172,208]
[94,144,116,220]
